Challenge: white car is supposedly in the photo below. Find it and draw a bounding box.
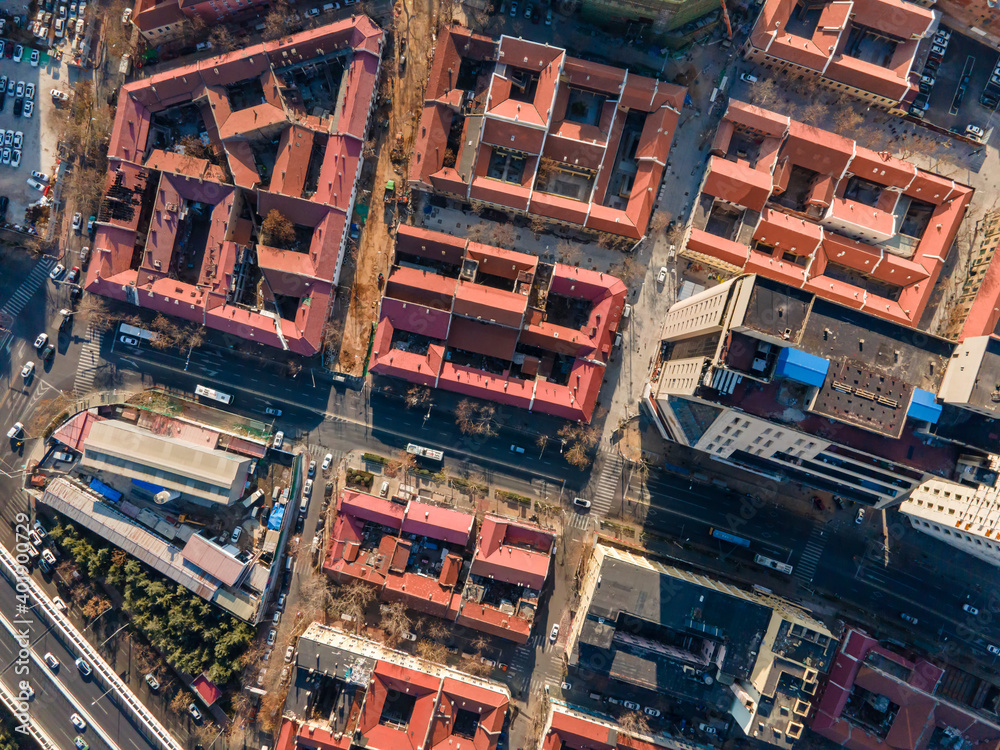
[24,84,33,101]
[740,72,758,83]
[267,629,277,645]
[13,45,22,63]
[231,526,242,544]
[573,497,592,509]
[6,422,23,439]
[49,263,65,280]
[307,7,320,16]
[13,129,22,147]
[284,645,295,662]
[70,713,86,731]
[43,652,58,669]
[322,453,333,470]
[273,430,284,449]
[145,673,159,690]
[304,478,313,497]
[988,644,1000,656]
[657,267,667,283]
[72,212,82,231]
[644,707,661,717]
[23,101,33,118]
[31,170,49,183]
[549,624,559,642]
[51,596,66,611]
[188,703,202,721]
[34,333,48,349]
[120,336,138,346]
[29,48,38,67]
[623,700,640,710]
[20,361,34,379]
[41,549,56,565]
[12,149,20,168]
[75,657,92,676]
[966,124,985,140]
[855,508,866,524]
[963,604,979,615]
[28,177,46,192]
[122,7,131,22]
[15,81,23,98]
[51,89,68,101]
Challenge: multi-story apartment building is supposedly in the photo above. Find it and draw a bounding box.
[646,273,996,507]
[743,0,939,112]
[567,544,838,749]
[409,26,686,239]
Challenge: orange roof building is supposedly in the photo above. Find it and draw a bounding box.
[284,624,509,750]
[324,492,554,643]
[685,100,973,329]
[743,0,938,112]
[409,25,686,240]
[87,18,383,355]
[370,224,628,423]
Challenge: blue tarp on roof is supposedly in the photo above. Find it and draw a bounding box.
[131,478,165,494]
[268,504,285,531]
[89,478,122,502]
[775,347,830,388]
[907,388,942,424]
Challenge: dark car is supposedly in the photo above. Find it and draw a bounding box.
[812,495,825,511]
[4,44,12,59]
[295,515,305,533]
[0,195,8,220]
[12,97,22,117]
[531,6,540,22]
[40,343,54,361]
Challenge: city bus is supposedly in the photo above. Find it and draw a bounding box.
[406,443,444,467]
[195,384,234,405]
[754,554,793,575]
[709,527,751,548]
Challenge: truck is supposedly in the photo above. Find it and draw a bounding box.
[119,53,131,75]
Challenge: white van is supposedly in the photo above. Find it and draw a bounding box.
[273,431,284,449]
[379,480,389,497]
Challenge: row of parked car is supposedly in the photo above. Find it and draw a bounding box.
[911,26,950,118]
[31,0,87,41]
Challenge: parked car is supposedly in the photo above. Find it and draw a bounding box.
[41,343,54,360]
[41,549,55,565]
[657,267,667,283]
[988,644,1000,656]
[644,707,661,717]
[284,646,295,662]
[27,177,46,193]
[855,508,866,524]
[67,267,80,284]
[13,45,22,62]
[573,497,592,509]
[273,431,284,449]
[740,72,758,83]
[119,336,138,346]
[6,422,22,439]
[623,701,640,710]
[33,332,47,349]
[230,526,243,544]
[188,704,202,721]
[74,737,89,750]
[963,604,979,615]
[267,629,277,645]
[29,49,38,66]
[31,169,49,182]
[52,451,73,462]
[72,212,82,231]
[699,723,717,735]
[145,673,160,690]
[549,624,559,642]
[51,596,66,611]
[901,613,918,624]
[20,361,34,379]
[966,124,985,140]
[87,215,95,233]
[322,452,333,470]
[308,460,316,477]
[51,89,68,101]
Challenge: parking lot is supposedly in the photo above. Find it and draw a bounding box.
[0,39,75,228]
[915,27,1000,142]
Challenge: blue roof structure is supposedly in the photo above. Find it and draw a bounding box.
[131,478,166,494]
[268,504,285,531]
[775,347,830,388]
[88,478,122,502]
[907,388,942,425]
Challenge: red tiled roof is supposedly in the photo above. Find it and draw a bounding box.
[192,672,222,706]
[448,317,519,360]
[402,500,474,546]
[472,516,551,589]
[339,489,405,528]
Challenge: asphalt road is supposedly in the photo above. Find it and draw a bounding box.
[0,565,160,750]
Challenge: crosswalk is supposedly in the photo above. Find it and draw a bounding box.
[305,444,344,470]
[2,256,55,318]
[0,256,55,353]
[565,511,591,530]
[72,322,105,395]
[508,633,566,695]
[794,527,827,582]
[588,453,623,516]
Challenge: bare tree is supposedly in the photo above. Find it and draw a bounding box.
[618,710,651,736]
[555,238,583,266]
[832,107,864,135]
[330,581,376,633]
[405,386,432,409]
[748,77,779,108]
[799,101,829,126]
[455,400,497,436]
[384,449,416,480]
[263,0,294,40]
[260,209,296,249]
[529,215,547,237]
[209,25,240,52]
[416,640,448,662]
[490,223,517,249]
[380,601,412,646]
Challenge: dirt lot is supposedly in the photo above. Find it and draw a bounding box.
[335,0,443,374]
